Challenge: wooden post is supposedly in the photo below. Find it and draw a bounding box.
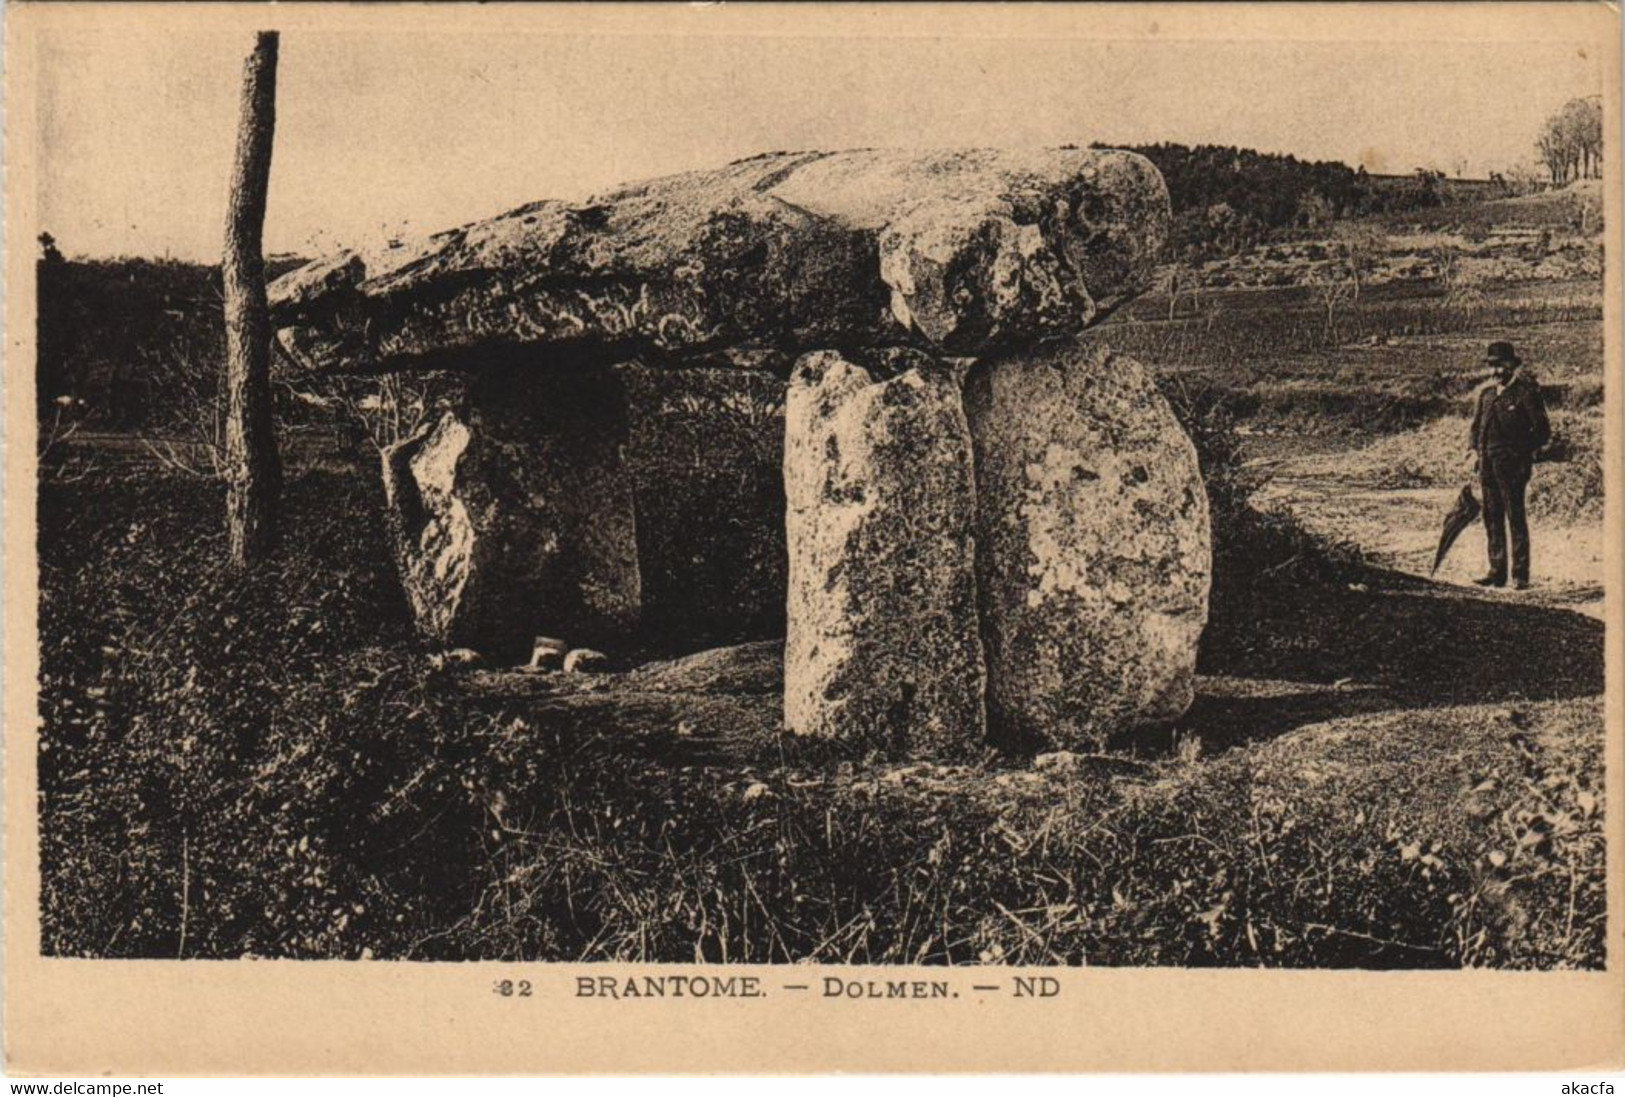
[222,30,282,566]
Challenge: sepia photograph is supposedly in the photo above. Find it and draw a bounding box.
[5,0,1620,1076]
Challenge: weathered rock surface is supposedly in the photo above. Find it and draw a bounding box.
[965,344,1210,750]
[563,648,610,674]
[615,364,787,646]
[270,148,1169,372]
[379,366,641,657]
[783,349,984,755]
[527,636,568,671]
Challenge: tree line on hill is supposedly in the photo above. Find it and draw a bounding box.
[1537,97,1603,186]
[35,244,310,434]
[1094,143,1489,260]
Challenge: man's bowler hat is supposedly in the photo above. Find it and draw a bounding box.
[1483,341,1521,368]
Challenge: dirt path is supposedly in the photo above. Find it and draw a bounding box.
[1256,441,1604,621]
[1172,429,1604,787]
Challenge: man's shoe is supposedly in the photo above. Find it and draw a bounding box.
[1474,574,1507,587]
[1512,578,1531,591]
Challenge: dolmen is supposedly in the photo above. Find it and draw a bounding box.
[269,147,1211,755]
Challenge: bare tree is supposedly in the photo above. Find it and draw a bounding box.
[291,371,444,454]
[1537,119,1568,185]
[36,396,97,485]
[1432,244,1459,294]
[1559,96,1603,180]
[1504,161,1543,197]
[1304,222,1383,342]
[138,325,230,479]
[1160,264,1191,322]
[222,31,283,566]
[1307,263,1355,340]
[1331,222,1385,305]
[1538,97,1604,185]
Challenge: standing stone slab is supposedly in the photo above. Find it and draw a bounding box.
[966,343,1210,750]
[380,365,640,658]
[783,350,985,755]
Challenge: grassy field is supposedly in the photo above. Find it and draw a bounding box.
[36,202,1607,968]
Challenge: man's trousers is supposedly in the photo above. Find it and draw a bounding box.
[1480,451,1533,584]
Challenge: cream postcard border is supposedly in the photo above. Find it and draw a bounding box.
[4,1,1621,1076]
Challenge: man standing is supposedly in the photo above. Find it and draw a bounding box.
[1468,341,1550,590]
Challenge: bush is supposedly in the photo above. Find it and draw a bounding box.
[1532,413,1603,523]
[1159,372,1366,591]
[35,254,310,434]
[1330,411,1602,524]
[38,467,426,957]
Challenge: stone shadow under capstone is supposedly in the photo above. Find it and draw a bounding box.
[379,361,641,661]
[378,355,796,662]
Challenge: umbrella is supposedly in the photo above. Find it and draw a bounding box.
[1431,484,1481,575]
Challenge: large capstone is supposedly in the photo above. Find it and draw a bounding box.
[269,148,1169,372]
[380,365,641,658]
[783,349,985,755]
[965,343,1211,751]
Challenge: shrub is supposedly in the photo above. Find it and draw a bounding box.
[38,467,423,957]
[1160,373,1364,582]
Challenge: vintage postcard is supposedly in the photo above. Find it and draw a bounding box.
[4,0,1621,1076]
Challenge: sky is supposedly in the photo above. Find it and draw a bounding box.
[24,5,1607,263]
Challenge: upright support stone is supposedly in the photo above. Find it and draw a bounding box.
[783,350,985,756]
[965,343,1211,750]
[380,364,641,658]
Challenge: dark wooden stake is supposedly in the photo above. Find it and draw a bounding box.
[222,30,282,566]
